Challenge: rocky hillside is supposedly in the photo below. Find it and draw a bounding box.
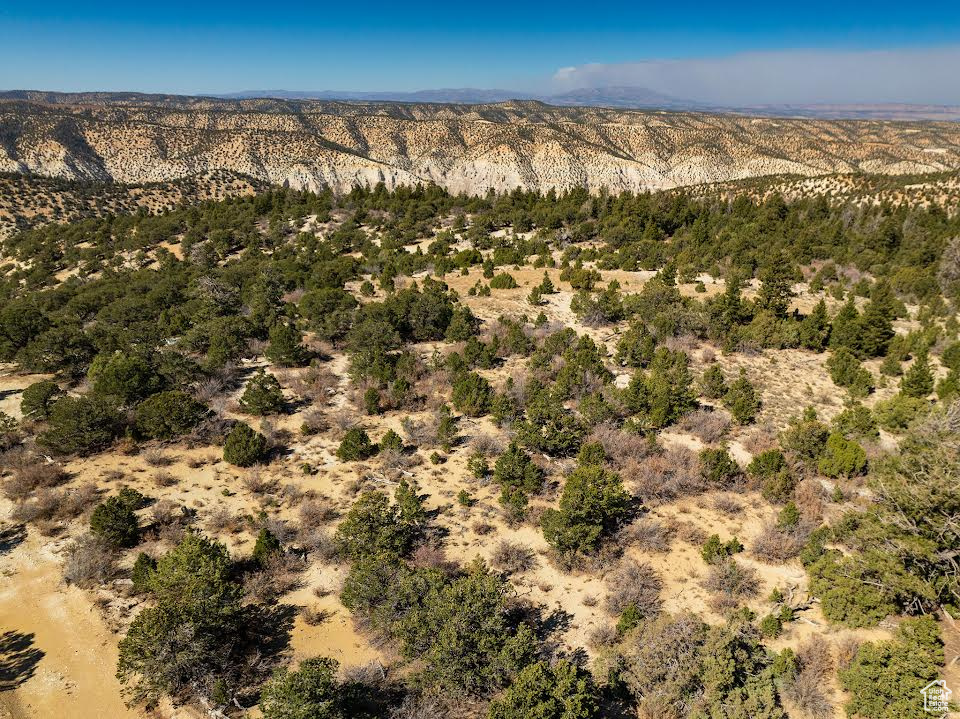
[0,170,264,238]
[2,93,960,195]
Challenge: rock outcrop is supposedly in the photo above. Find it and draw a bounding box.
[2,94,960,195]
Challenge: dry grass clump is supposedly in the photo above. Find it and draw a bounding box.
[401,414,442,448]
[153,471,177,488]
[473,521,495,536]
[243,554,304,603]
[12,483,99,531]
[678,409,731,444]
[298,528,338,562]
[207,506,243,534]
[185,416,235,447]
[243,469,277,496]
[411,544,457,573]
[299,500,338,527]
[743,423,779,454]
[835,636,861,671]
[668,518,708,545]
[751,522,813,563]
[490,540,537,574]
[301,606,332,626]
[291,365,338,405]
[782,638,835,719]
[193,376,227,405]
[262,517,297,544]
[703,559,760,600]
[1,455,70,501]
[619,517,674,553]
[328,409,357,438]
[299,408,329,436]
[143,448,174,467]
[711,494,742,515]
[605,560,663,617]
[63,534,117,587]
[793,478,825,521]
[149,499,194,542]
[588,623,619,651]
[471,433,505,457]
[627,448,703,506]
[587,423,656,469]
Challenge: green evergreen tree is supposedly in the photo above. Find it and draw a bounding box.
[723,370,761,424]
[900,352,934,398]
[265,322,308,367]
[798,299,831,351]
[223,422,268,466]
[239,369,285,415]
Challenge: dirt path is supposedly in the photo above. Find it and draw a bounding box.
[0,532,141,719]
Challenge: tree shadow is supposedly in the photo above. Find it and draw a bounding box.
[0,631,44,691]
[0,524,26,555]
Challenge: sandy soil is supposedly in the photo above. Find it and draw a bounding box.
[0,531,142,719]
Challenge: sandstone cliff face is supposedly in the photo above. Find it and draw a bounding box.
[2,95,960,195]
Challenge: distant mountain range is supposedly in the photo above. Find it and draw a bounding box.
[216,86,960,120]
[4,87,960,121]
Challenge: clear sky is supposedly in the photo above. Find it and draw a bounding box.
[2,1,960,103]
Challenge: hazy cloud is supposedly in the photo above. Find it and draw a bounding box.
[551,47,960,105]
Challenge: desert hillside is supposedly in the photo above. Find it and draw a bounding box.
[2,93,960,195]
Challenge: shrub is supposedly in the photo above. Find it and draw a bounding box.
[807,551,899,627]
[541,464,629,561]
[223,422,268,466]
[873,394,928,432]
[451,371,493,416]
[826,348,874,396]
[487,660,599,719]
[380,429,404,454]
[260,657,348,719]
[63,534,118,587]
[839,616,943,719]
[117,531,245,706]
[493,443,543,494]
[899,352,934,398]
[334,491,413,560]
[777,501,801,528]
[239,369,285,415]
[699,365,728,399]
[131,552,157,593]
[747,448,787,477]
[619,612,784,718]
[90,497,140,547]
[252,528,282,568]
[699,447,740,487]
[604,560,663,617]
[615,322,657,368]
[489,273,519,289]
[723,370,761,423]
[817,433,867,478]
[20,380,62,420]
[336,427,376,462]
[38,395,122,455]
[90,351,160,405]
[779,409,830,466]
[265,322,308,367]
[831,402,878,440]
[136,390,206,440]
[362,387,381,415]
[701,534,743,565]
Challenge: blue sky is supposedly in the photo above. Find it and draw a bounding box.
[2,1,960,102]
